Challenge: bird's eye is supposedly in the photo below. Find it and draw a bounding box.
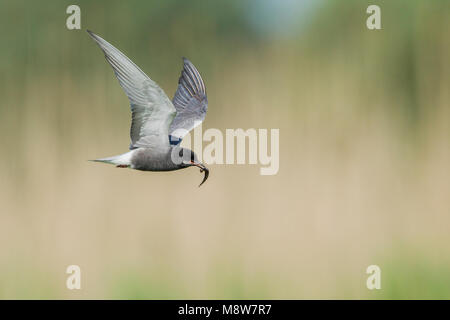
[179,149,183,157]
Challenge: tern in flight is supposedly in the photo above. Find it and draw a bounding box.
[87,30,209,186]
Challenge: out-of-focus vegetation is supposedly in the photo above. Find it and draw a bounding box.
[0,0,449,299]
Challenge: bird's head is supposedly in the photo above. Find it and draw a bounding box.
[176,147,209,187]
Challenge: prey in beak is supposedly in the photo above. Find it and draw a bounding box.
[190,161,209,187]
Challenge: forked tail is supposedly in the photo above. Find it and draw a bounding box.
[89,151,135,166]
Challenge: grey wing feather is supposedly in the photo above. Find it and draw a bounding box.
[169,58,208,142]
[87,30,176,150]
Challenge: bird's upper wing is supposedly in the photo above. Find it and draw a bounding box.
[169,58,208,145]
[87,30,176,150]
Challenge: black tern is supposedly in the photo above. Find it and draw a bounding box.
[87,30,209,186]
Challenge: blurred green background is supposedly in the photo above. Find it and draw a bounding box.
[0,0,449,299]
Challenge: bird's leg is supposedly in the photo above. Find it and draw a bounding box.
[116,164,129,168]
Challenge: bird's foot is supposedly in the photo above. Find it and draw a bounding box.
[116,164,129,168]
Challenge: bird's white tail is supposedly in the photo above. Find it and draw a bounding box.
[89,150,135,166]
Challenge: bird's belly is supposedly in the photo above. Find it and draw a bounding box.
[130,148,180,171]
[134,165,181,172]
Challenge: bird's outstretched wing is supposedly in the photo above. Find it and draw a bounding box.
[169,58,208,145]
[87,30,176,150]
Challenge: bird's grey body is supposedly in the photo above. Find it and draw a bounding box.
[94,147,177,171]
[87,30,209,186]
[131,147,178,171]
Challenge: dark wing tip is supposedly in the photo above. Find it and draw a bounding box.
[179,57,206,96]
[86,30,101,43]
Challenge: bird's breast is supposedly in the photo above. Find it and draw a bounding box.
[131,148,181,171]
